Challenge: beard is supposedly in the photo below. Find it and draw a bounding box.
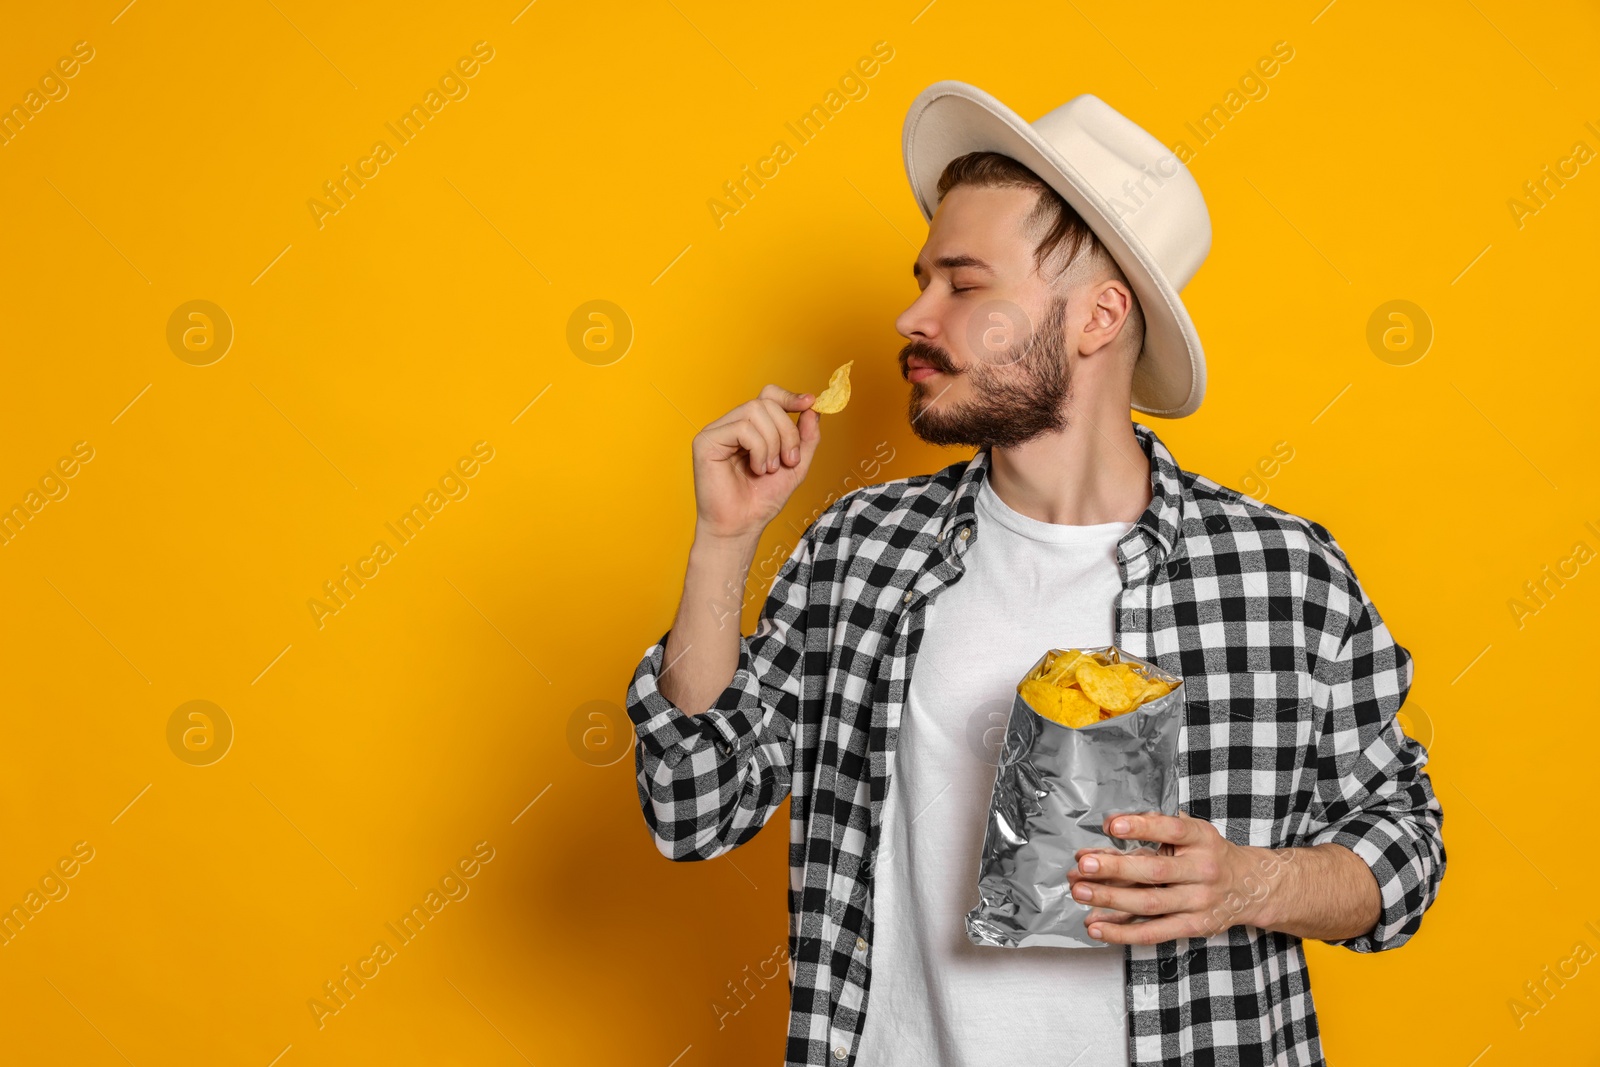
[903,294,1073,450]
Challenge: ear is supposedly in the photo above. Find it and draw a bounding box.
[1078,278,1137,359]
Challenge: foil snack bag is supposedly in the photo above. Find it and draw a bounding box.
[965,645,1184,949]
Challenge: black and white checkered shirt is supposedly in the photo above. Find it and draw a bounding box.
[626,420,1445,1066]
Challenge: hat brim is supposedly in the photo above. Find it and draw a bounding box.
[902,81,1206,419]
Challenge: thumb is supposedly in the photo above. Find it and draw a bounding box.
[794,408,822,475]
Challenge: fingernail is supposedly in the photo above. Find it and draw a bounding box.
[1081,856,1099,873]
[1111,818,1130,835]
[1088,925,1103,940]
[787,447,799,464]
[768,457,778,471]
[1073,884,1092,902]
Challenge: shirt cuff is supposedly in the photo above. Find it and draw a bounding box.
[1309,814,1420,952]
[625,628,766,765]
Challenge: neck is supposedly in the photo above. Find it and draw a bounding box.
[986,408,1151,526]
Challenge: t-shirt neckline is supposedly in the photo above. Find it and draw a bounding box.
[976,475,1135,545]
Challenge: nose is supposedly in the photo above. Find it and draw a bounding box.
[895,288,943,348]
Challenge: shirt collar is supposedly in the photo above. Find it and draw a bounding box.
[936,420,1187,565]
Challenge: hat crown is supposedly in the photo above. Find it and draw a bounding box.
[1030,94,1210,290]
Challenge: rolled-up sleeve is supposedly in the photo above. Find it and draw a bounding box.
[624,526,819,862]
[1304,560,1445,953]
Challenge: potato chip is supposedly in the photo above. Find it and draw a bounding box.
[1019,647,1180,730]
[1041,649,1089,685]
[1016,678,1057,719]
[1073,660,1136,713]
[1140,678,1173,702]
[1114,664,1148,705]
[1020,679,1102,728]
[1039,649,1072,673]
[1063,699,1104,729]
[811,360,854,414]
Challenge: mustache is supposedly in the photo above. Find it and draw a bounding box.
[900,341,957,376]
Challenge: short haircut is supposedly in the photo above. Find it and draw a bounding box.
[935,151,1146,361]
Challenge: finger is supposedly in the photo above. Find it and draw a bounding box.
[1071,850,1190,886]
[1105,812,1201,847]
[695,416,761,470]
[1067,854,1139,887]
[756,398,803,467]
[758,383,816,414]
[1084,906,1140,926]
[1073,846,1120,862]
[1067,869,1138,891]
[721,418,770,476]
[1071,879,1199,917]
[1070,880,1142,896]
[703,387,803,436]
[741,403,786,474]
[1086,914,1194,946]
[737,399,786,476]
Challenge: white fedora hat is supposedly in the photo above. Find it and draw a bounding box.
[902,81,1212,419]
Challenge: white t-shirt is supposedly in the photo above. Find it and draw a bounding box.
[853,474,1134,1067]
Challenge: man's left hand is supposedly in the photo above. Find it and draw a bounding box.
[1067,811,1269,945]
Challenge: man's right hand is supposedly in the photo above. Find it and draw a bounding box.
[692,384,823,542]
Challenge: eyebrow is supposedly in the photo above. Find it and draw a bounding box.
[912,254,995,280]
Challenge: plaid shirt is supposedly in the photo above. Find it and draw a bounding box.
[625,420,1445,1067]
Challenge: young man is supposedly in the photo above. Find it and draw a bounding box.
[625,82,1444,1067]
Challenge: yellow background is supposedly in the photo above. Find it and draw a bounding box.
[1,1,1596,1063]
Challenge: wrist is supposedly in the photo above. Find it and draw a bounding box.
[691,525,763,561]
[1230,844,1290,930]
[687,528,763,618]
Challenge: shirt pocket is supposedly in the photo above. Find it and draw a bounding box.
[1177,683,1316,849]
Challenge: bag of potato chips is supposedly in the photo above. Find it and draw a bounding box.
[965,646,1184,949]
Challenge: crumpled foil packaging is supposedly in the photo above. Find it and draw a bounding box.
[965,645,1184,949]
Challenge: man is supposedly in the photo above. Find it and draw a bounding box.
[625,81,1444,1067]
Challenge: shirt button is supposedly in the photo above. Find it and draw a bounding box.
[856,937,867,951]
[834,1048,848,1061]
[959,527,971,541]
[902,590,913,604]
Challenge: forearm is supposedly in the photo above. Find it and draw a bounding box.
[1239,842,1381,942]
[657,527,762,717]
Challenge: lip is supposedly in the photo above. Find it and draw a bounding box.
[908,366,940,382]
